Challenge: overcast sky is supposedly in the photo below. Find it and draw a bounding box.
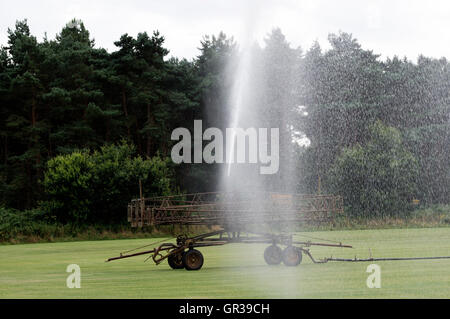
[1,0,450,61]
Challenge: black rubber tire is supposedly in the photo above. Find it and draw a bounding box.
[183,249,204,271]
[168,251,185,269]
[264,245,283,265]
[282,246,302,266]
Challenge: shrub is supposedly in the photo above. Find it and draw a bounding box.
[410,204,450,224]
[41,142,176,224]
[329,121,419,217]
[0,207,53,241]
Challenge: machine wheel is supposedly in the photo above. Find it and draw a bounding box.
[264,245,283,265]
[282,246,302,266]
[168,251,185,269]
[183,249,204,270]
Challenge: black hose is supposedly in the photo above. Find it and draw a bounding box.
[325,256,450,262]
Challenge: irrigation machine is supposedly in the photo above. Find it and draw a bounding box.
[106,192,356,270]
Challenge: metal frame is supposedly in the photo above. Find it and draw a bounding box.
[109,192,450,268]
[106,230,352,265]
[127,191,344,227]
[107,192,352,268]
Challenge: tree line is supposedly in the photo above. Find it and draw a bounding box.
[0,19,449,223]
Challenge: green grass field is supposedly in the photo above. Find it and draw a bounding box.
[1,227,449,298]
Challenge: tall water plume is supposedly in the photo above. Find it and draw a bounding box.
[218,3,304,297]
[221,10,301,198]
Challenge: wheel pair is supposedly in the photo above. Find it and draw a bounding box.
[168,249,204,271]
[264,245,302,266]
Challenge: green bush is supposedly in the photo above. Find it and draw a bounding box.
[0,207,35,232]
[0,207,55,241]
[0,207,151,243]
[41,142,176,224]
[410,204,450,224]
[329,121,419,217]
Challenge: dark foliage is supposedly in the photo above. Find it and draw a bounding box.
[0,20,448,224]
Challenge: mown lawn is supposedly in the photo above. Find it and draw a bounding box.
[1,227,449,298]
